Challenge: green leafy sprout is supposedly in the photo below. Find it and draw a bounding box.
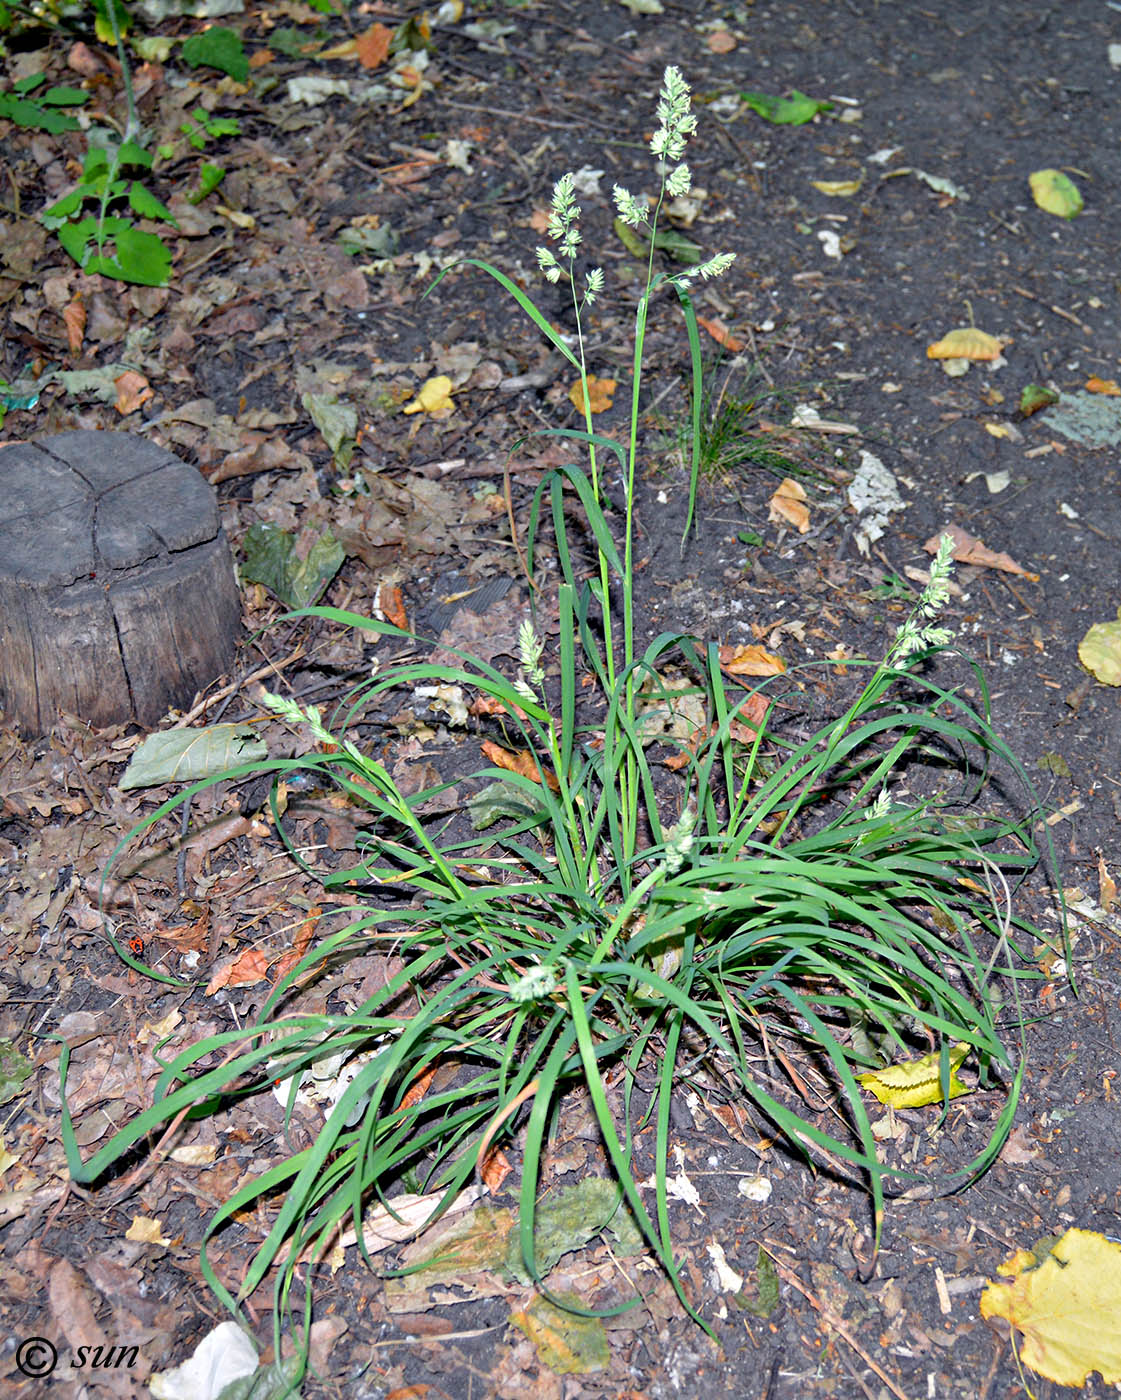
[61,66,1052,1384]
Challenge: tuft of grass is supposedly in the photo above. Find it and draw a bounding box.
[659,360,822,486]
[61,67,1053,1388]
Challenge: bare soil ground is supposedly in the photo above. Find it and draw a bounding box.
[2,2,1120,1397]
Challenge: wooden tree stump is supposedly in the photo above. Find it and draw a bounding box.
[0,430,242,733]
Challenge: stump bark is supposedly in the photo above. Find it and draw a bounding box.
[0,430,242,733]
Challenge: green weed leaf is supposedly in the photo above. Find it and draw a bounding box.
[0,94,81,132]
[128,181,177,224]
[741,89,834,124]
[182,25,249,83]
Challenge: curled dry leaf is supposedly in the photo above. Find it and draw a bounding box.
[924,524,1038,580]
[767,477,810,532]
[926,328,1006,361]
[480,738,560,791]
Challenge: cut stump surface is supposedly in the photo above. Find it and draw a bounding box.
[0,430,241,733]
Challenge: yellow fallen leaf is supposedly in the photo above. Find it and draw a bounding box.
[811,176,863,196]
[1079,608,1121,685]
[1029,168,1083,220]
[980,1229,1121,1386]
[983,421,1013,439]
[767,477,810,532]
[857,1043,970,1108]
[926,328,1006,361]
[569,374,616,414]
[126,1215,171,1246]
[403,374,454,415]
[1086,375,1121,396]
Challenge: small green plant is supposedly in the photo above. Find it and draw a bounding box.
[40,139,177,285]
[62,68,1049,1384]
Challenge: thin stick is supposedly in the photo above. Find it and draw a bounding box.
[763,1248,913,1400]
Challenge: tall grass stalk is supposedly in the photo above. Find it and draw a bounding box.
[62,67,1048,1379]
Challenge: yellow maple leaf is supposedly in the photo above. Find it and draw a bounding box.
[857,1042,971,1108]
[403,374,454,415]
[926,328,1005,361]
[980,1229,1121,1386]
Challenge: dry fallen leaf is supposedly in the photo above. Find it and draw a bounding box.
[1079,608,1121,685]
[980,1229,1121,1386]
[205,947,269,995]
[695,314,746,351]
[768,477,811,532]
[569,374,616,415]
[857,1042,971,1108]
[114,369,153,416]
[481,738,560,790]
[1086,375,1121,396]
[718,644,786,678]
[355,22,392,69]
[926,328,1006,361]
[706,27,736,53]
[126,1215,172,1245]
[1100,854,1117,913]
[63,295,86,355]
[924,524,1038,580]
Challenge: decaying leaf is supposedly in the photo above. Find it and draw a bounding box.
[980,1229,1121,1386]
[1029,168,1083,220]
[569,374,616,414]
[509,1292,610,1375]
[718,644,786,678]
[205,947,269,995]
[767,476,811,532]
[926,328,1006,361]
[1078,608,1121,685]
[119,725,268,790]
[858,1042,971,1108]
[1020,383,1058,416]
[924,524,1038,580]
